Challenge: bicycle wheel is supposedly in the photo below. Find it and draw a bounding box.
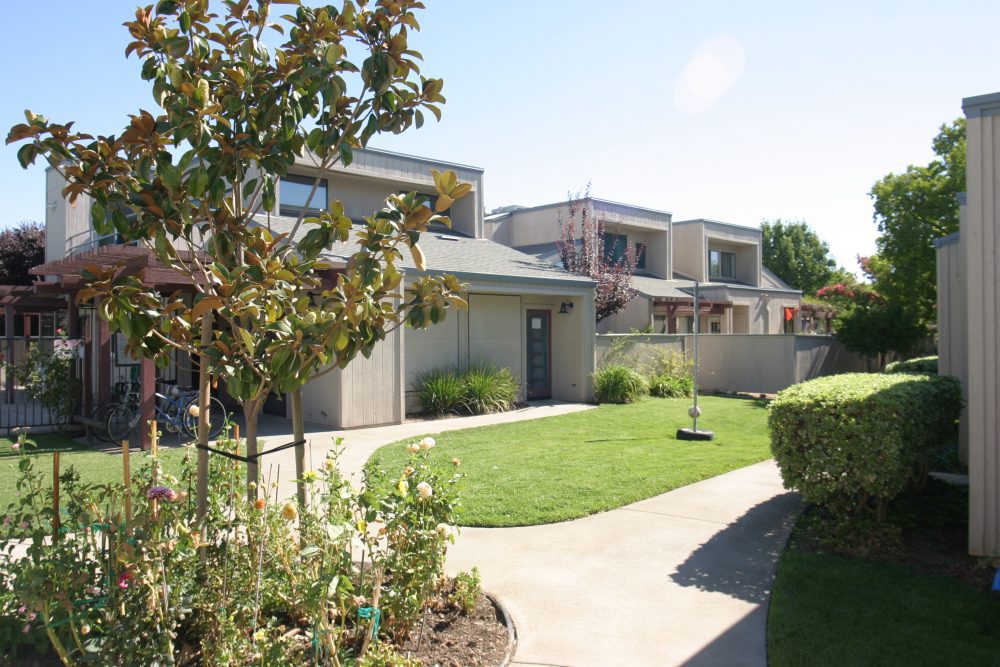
[91,402,117,444]
[106,404,138,444]
[183,397,228,440]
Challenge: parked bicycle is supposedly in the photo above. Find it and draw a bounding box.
[106,383,227,443]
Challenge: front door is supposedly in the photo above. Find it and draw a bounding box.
[526,310,551,400]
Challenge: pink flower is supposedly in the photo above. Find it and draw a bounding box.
[146,486,178,502]
[18,522,28,530]
[11,443,19,451]
[17,605,26,614]
[2,516,10,527]
[117,571,132,590]
[22,623,31,634]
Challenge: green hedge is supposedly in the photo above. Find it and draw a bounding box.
[768,373,962,521]
[884,355,938,375]
[593,365,648,404]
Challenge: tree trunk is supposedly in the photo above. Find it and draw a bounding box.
[196,315,211,527]
[291,388,307,509]
[243,397,262,501]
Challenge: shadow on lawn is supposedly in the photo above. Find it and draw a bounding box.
[669,492,801,604]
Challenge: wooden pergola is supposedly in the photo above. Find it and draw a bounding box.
[28,244,345,449]
[652,296,734,334]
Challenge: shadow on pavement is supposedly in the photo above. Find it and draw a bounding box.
[669,493,801,604]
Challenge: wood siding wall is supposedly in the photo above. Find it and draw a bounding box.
[935,233,969,462]
[964,99,1000,557]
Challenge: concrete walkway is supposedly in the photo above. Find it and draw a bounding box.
[446,460,800,667]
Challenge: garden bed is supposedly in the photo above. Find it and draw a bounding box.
[398,591,515,667]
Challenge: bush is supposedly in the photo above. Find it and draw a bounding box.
[593,365,648,404]
[450,568,482,616]
[769,373,962,525]
[460,365,518,414]
[416,367,465,415]
[648,373,694,398]
[0,434,464,665]
[884,355,938,375]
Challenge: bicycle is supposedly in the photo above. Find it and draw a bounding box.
[106,384,227,443]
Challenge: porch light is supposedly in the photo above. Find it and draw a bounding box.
[559,302,574,314]
[677,280,714,441]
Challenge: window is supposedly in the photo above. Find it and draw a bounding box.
[635,242,647,270]
[400,190,449,214]
[280,174,328,217]
[708,249,736,279]
[709,318,722,333]
[602,232,628,265]
[676,316,693,333]
[653,314,667,333]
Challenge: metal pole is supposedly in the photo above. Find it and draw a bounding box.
[692,281,699,432]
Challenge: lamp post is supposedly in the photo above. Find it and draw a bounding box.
[677,280,714,441]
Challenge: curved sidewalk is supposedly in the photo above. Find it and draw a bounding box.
[445,460,801,667]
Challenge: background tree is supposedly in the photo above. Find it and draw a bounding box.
[0,221,44,285]
[816,272,923,369]
[869,118,966,329]
[8,0,468,510]
[557,185,638,322]
[760,219,844,293]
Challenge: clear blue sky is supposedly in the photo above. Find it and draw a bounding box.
[1,1,997,271]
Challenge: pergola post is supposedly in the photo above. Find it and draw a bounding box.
[96,300,111,405]
[3,304,13,404]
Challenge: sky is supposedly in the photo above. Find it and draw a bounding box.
[1,1,997,272]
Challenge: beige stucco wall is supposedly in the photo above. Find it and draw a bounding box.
[936,232,968,462]
[671,224,703,279]
[598,295,652,334]
[595,334,865,394]
[963,93,1000,557]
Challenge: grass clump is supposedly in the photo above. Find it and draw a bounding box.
[416,364,519,416]
[593,365,647,404]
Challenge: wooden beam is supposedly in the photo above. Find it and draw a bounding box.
[140,357,155,451]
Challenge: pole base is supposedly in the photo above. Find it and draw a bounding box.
[677,428,714,441]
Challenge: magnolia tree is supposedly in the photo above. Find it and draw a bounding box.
[557,185,638,322]
[7,0,469,511]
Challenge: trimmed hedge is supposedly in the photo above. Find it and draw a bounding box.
[593,365,648,404]
[768,373,962,521]
[884,355,938,375]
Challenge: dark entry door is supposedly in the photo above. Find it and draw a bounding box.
[526,310,551,400]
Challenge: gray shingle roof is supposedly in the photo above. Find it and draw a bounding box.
[630,274,696,299]
[258,215,594,287]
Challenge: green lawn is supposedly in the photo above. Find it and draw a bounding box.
[0,433,187,510]
[768,482,1000,666]
[368,395,772,527]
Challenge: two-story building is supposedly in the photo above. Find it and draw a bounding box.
[35,148,597,430]
[485,201,802,335]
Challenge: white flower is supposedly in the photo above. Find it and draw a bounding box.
[436,522,451,538]
[419,437,436,451]
[417,481,433,499]
[406,443,421,454]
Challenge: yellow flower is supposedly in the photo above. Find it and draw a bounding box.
[419,437,436,451]
[397,479,409,496]
[301,470,319,483]
[324,458,336,471]
[281,502,298,522]
[357,519,367,533]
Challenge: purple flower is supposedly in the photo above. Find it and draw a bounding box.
[146,486,178,502]
[17,605,26,614]
[22,623,31,634]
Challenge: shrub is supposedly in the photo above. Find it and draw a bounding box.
[769,373,962,525]
[648,373,694,398]
[450,568,482,616]
[416,367,465,415]
[461,365,518,414]
[884,355,938,375]
[0,433,464,665]
[593,365,648,404]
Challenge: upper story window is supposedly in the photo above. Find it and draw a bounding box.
[602,232,628,265]
[400,191,450,215]
[635,242,647,270]
[709,249,736,279]
[280,174,328,217]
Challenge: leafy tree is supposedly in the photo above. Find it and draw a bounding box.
[7,0,469,511]
[0,221,44,285]
[816,279,924,369]
[869,119,966,328]
[760,219,842,293]
[557,185,638,322]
